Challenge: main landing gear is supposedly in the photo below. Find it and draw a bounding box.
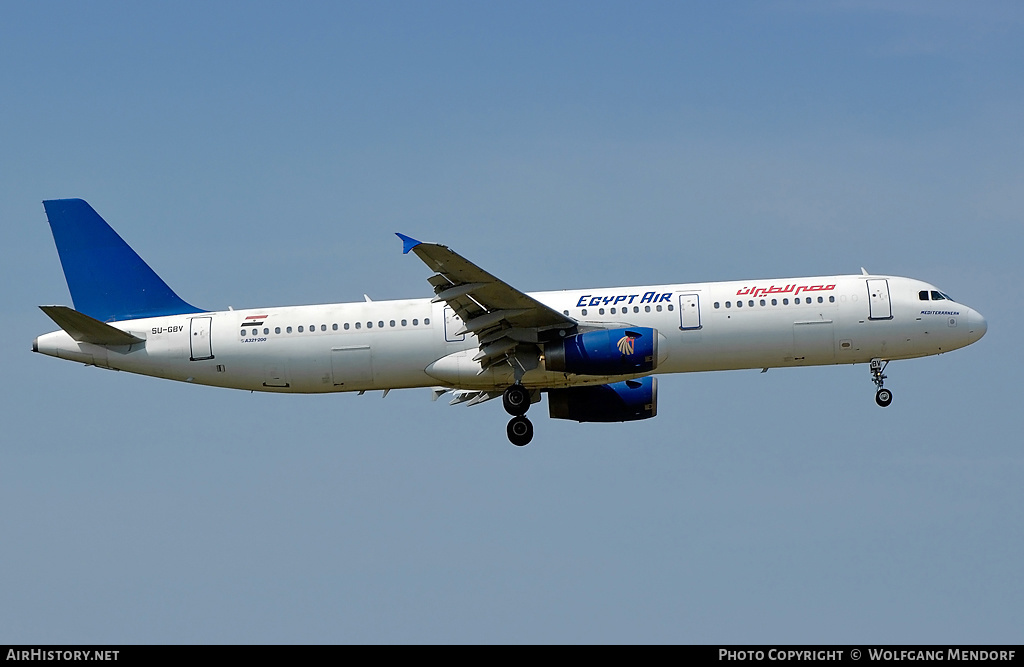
[503,383,533,446]
[870,358,893,407]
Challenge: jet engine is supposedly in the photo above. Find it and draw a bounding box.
[547,377,657,422]
[544,327,657,376]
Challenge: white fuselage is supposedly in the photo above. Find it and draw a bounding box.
[33,274,986,393]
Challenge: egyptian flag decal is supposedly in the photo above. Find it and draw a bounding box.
[243,315,268,326]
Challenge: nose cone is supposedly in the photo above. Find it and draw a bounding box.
[967,308,987,344]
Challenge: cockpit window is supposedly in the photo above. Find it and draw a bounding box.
[919,291,929,301]
[931,291,945,301]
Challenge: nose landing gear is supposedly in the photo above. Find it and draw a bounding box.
[503,383,534,446]
[870,359,892,407]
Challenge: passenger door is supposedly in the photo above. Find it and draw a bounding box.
[867,279,893,320]
[189,317,214,361]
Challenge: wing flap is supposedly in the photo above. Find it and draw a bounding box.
[448,389,501,406]
[431,282,490,303]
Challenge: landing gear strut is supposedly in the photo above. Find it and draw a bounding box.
[870,359,893,407]
[503,384,534,446]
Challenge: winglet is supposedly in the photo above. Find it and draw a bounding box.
[396,233,422,254]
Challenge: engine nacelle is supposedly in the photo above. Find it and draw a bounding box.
[545,327,658,376]
[548,377,658,423]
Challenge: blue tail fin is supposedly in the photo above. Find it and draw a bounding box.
[42,199,204,322]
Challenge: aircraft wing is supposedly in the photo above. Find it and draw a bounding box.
[398,234,577,374]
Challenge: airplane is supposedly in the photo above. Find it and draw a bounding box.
[33,198,987,446]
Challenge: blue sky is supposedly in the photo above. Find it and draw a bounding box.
[2,1,1021,643]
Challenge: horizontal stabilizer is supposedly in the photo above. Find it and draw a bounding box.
[39,305,144,346]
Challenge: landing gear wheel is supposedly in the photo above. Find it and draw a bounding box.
[869,359,892,408]
[875,388,893,408]
[503,384,530,416]
[507,416,534,447]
